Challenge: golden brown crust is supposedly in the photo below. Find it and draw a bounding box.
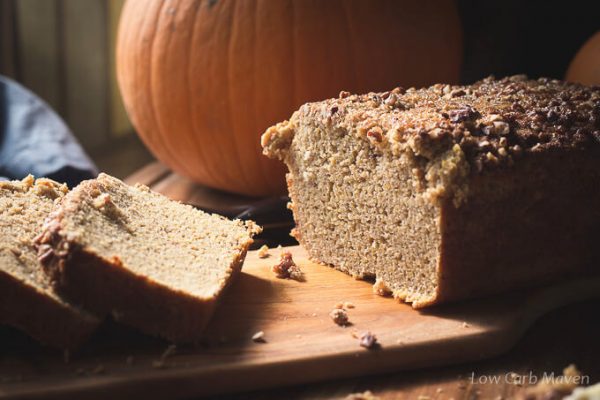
[39,241,247,343]
[266,75,600,162]
[431,151,600,306]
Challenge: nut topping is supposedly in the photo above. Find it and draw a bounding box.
[272,251,303,281]
[367,127,384,144]
[359,331,379,349]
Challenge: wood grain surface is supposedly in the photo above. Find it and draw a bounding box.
[124,162,260,216]
[1,245,599,400]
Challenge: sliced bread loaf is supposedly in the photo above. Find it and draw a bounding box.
[0,176,99,348]
[36,173,260,342]
[262,76,600,307]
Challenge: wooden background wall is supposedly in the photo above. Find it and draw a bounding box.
[0,0,132,152]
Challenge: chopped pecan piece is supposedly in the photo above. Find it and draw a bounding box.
[272,251,303,281]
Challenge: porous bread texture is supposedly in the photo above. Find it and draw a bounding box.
[0,176,99,348]
[262,76,600,307]
[37,173,261,342]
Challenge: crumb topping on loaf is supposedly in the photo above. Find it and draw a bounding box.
[262,76,600,205]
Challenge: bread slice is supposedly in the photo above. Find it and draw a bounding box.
[36,173,260,342]
[0,176,99,348]
[262,76,600,308]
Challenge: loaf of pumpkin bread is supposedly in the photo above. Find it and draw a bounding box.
[262,76,600,308]
[36,173,260,342]
[0,176,99,348]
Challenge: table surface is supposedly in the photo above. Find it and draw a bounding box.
[126,163,600,400]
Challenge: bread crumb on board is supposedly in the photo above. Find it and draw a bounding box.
[372,279,392,296]
[334,301,356,310]
[344,390,380,400]
[359,331,379,349]
[252,331,266,343]
[257,244,270,258]
[272,251,303,281]
[329,308,350,326]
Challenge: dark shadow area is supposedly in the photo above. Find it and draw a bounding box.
[0,272,279,388]
[458,0,600,83]
[202,272,280,347]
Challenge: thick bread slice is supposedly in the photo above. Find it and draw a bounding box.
[36,173,261,342]
[0,176,99,349]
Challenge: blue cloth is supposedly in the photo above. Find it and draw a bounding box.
[0,76,97,188]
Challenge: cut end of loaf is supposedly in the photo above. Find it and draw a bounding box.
[261,106,448,307]
[37,173,261,342]
[265,111,443,308]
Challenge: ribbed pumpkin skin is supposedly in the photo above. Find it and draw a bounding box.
[117,0,463,196]
[566,31,600,86]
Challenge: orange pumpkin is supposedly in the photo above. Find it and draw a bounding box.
[117,0,463,196]
[566,31,600,85]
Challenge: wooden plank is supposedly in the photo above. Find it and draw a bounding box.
[61,0,109,150]
[123,161,170,187]
[0,245,599,399]
[243,299,600,400]
[14,0,62,111]
[151,172,258,216]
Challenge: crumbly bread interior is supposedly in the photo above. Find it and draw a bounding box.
[0,176,68,298]
[285,124,441,304]
[55,173,259,299]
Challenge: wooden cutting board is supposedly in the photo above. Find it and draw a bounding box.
[1,245,599,399]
